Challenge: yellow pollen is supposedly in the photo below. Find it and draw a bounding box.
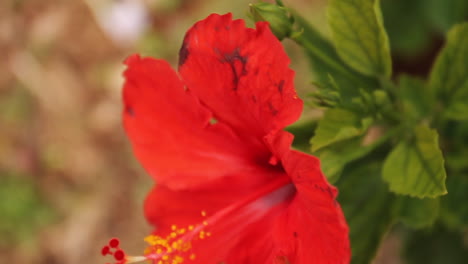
[199,231,206,239]
[142,216,211,264]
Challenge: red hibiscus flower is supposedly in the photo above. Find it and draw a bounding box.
[102,13,350,264]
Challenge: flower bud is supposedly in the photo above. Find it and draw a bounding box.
[249,3,294,40]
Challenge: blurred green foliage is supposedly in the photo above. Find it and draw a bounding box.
[0,172,54,247]
[251,0,468,263]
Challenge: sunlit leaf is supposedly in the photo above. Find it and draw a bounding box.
[311,108,372,152]
[382,124,447,198]
[292,11,379,109]
[328,0,392,77]
[429,23,468,120]
[317,127,392,183]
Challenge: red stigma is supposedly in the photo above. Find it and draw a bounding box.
[109,238,120,248]
[101,237,129,264]
[101,246,110,256]
[114,250,125,261]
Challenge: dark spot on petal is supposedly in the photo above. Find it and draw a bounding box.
[293,231,298,238]
[178,40,189,66]
[277,80,285,94]
[225,25,230,30]
[252,95,257,103]
[126,106,134,117]
[220,48,248,90]
[213,47,221,56]
[268,102,278,115]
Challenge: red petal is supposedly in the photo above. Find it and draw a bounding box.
[123,55,269,189]
[144,151,350,263]
[144,167,286,236]
[179,13,302,143]
[144,169,293,264]
[273,150,351,263]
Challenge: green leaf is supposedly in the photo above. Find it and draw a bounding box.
[382,124,447,198]
[317,126,394,183]
[292,11,378,105]
[337,162,395,264]
[396,196,440,229]
[398,75,433,120]
[445,102,468,120]
[429,23,468,120]
[286,119,317,152]
[328,0,392,77]
[440,174,468,228]
[318,139,374,183]
[310,108,372,152]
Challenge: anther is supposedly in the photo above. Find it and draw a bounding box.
[102,215,212,264]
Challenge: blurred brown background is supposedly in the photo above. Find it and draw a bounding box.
[0,0,330,263]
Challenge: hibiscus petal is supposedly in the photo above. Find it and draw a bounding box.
[144,166,287,234]
[123,55,269,189]
[178,13,303,142]
[142,150,350,264]
[144,177,293,264]
[274,150,351,264]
